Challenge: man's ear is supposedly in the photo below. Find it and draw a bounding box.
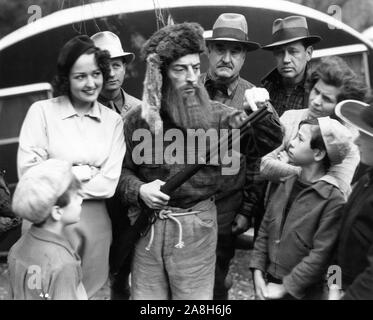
[305,46,313,62]
[123,60,127,70]
[51,206,63,221]
[206,43,212,55]
[313,148,326,162]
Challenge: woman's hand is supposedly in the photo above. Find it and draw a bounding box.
[139,179,170,210]
[253,269,268,300]
[72,165,99,182]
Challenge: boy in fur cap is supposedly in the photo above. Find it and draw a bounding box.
[117,22,282,299]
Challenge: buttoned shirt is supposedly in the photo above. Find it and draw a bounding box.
[17,95,126,199]
[8,225,87,300]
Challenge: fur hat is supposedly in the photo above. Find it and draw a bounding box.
[140,22,206,134]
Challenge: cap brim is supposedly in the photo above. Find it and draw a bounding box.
[262,35,321,50]
[110,52,135,64]
[335,100,373,137]
[205,38,261,51]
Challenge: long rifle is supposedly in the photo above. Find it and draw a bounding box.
[110,106,270,275]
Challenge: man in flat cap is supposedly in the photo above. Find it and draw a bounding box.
[262,15,321,116]
[201,13,279,300]
[91,31,140,300]
[117,22,282,299]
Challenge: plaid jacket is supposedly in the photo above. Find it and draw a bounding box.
[117,101,282,213]
[262,67,312,117]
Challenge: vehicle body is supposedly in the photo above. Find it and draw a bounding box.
[0,1,371,250]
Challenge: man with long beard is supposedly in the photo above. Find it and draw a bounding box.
[117,22,282,299]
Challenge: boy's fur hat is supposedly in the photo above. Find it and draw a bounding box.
[140,22,206,134]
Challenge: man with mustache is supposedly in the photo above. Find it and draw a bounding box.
[91,31,140,300]
[261,16,321,117]
[117,22,282,299]
[201,13,278,300]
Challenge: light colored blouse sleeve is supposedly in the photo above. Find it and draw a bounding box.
[17,101,49,178]
[80,116,126,199]
[260,110,301,181]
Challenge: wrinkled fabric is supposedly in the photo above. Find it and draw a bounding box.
[131,198,217,300]
[8,225,87,300]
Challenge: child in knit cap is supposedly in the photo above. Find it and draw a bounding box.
[7,159,87,300]
[250,116,352,300]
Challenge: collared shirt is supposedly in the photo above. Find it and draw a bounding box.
[8,225,87,300]
[17,95,126,199]
[262,67,312,116]
[98,88,142,119]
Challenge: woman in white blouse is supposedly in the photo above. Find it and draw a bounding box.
[17,35,126,298]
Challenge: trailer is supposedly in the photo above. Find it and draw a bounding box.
[0,0,372,250]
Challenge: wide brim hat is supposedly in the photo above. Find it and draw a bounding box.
[205,13,260,51]
[91,31,135,64]
[335,99,373,138]
[263,15,321,50]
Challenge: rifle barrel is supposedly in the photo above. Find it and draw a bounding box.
[160,106,270,195]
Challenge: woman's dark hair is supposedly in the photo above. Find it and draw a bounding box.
[308,56,368,103]
[299,119,331,170]
[55,175,82,208]
[53,47,111,96]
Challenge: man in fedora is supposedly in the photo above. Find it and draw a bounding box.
[201,13,279,300]
[328,100,373,300]
[91,31,140,300]
[252,15,322,247]
[261,15,321,116]
[91,31,141,117]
